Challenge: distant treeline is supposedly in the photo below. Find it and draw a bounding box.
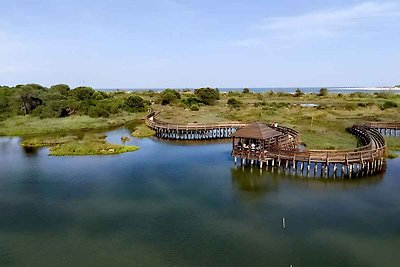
[0,84,222,120]
[0,84,149,120]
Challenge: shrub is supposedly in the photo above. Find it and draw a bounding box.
[88,106,110,118]
[194,87,220,105]
[374,91,396,99]
[190,104,199,111]
[318,88,329,96]
[294,88,304,97]
[243,87,250,93]
[50,84,70,95]
[227,98,242,109]
[163,89,181,99]
[381,101,398,110]
[125,95,145,112]
[160,92,178,105]
[72,86,95,100]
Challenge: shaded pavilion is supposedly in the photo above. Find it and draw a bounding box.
[232,122,284,154]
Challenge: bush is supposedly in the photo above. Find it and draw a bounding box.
[163,89,181,99]
[50,84,70,95]
[72,86,95,100]
[160,92,178,105]
[243,88,250,93]
[381,101,398,110]
[88,106,110,118]
[227,98,242,109]
[194,87,220,105]
[190,104,199,111]
[318,88,328,96]
[125,95,145,112]
[374,91,396,99]
[183,96,200,106]
[294,88,304,97]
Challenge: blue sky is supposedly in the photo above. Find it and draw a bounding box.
[0,0,399,88]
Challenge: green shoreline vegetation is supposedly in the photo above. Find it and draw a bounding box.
[1,84,400,155]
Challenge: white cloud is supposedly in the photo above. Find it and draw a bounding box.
[234,1,400,47]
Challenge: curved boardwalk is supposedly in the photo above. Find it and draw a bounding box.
[232,125,386,178]
[365,122,400,137]
[147,111,392,178]
[146,112,248,140]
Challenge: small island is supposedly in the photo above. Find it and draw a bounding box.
[1,84,400,156]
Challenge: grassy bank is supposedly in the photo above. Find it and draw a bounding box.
[0,113,145,136]
[131,124,155,138]
[50,133,139,156]
[21,133,139,156]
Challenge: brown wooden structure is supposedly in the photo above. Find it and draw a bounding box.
[146,111,392,178]
[146,112,247,140]
[365,122,400,137]
[232,124,387,178]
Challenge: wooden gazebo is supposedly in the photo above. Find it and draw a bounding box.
[232,122,283,154]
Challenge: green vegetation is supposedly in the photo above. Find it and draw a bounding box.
[2,84,400,154]
[154,89,400,150]
[49,133,139,156]
[227,98,242,109]
[131,124,156,138]
[194,87,220,105]
[21,133,139,156]
[318,88,329,96]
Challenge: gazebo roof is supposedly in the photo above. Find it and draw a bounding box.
[232,122,283,140]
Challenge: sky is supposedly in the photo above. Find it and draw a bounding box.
[0,0,399,88]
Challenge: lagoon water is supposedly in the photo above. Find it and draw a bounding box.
[0,129,399,267]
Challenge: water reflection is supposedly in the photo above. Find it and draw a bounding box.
[231,166,279,195]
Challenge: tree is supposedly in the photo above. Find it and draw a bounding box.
[160,92,178,105]
[294,88,304,97]
[50,84,70,95]
[72,86,95,100]
[21,93,43,114]
[318,88,328,96]
[125,95,145,112]
[194,87,220,105]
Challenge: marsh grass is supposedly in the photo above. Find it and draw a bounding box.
[131,124,155,138]
[0,113,144,136]
[49,133,139,156]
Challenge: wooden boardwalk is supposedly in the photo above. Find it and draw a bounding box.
[232,125,387,178]
[365,122,400,137]
[146,112,248,140]
[147,111,393,178]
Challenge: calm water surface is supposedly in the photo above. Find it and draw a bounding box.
[0,129,399,267]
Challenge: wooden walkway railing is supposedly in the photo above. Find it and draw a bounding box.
[365,122,400,136]
[232,125,387,178]
[146,112,248,139]
[146,111,392,178]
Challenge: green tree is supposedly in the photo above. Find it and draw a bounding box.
[125,95,145,112]
[72,86,95,100]
[194,87,220,105]
[50,84,70,95]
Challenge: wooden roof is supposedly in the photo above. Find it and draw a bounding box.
[232,122,283,140]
